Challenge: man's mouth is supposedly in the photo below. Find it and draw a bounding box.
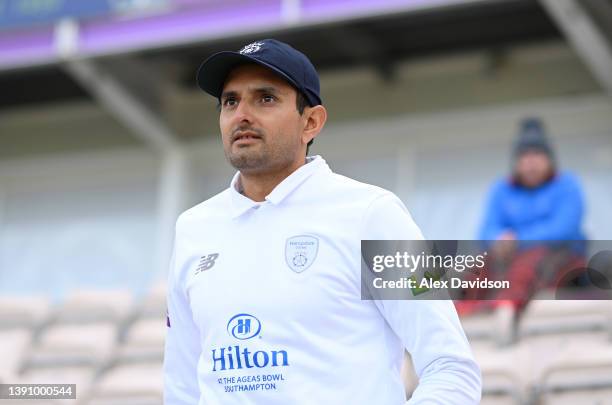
[233,131,262,144]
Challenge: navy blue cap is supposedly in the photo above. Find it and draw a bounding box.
[196,39,322,106]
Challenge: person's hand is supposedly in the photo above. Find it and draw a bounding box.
[492,231,517,259]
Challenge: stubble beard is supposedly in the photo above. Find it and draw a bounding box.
[225,138,298,176]
[226,144,270,173]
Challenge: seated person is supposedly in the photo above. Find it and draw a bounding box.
[458,117,587,314]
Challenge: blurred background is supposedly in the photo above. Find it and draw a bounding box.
[1,0,612,404]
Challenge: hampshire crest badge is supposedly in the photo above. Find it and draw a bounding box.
[285,235,319,273]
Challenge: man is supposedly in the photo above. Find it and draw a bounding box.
[480,118,585,244]
[164,39,481,405]
[475,117,586,308]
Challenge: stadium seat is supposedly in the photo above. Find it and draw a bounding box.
[115,318,165,363]
[535,337,612,404]
[84,362,163,405]
[15,365,96,405]
[539,389,612,405]
[53,289,134,324]
[458,303,516,346]
[0,400,75,405]
[480,395,523,405]
[472,340,527,404]
[0,295,50,329]
[0,328,32,383]
[134,281,167,319]
[513,331,611,403]
[519,299,612,338]
[25,322,118,369]
[87,399,161,405]
[125,318,165,346]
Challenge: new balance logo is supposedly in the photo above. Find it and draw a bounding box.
[195,253,219,275]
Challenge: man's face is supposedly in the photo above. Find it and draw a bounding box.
[515,150,552,187]
[219,64,305,175]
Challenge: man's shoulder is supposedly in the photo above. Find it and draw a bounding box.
[305,171,409,217]
[322,171,394,203]
[554,171,582,188]
[177,188,232,227]
[491,176,512,190]
[485,177,517,198]
[321,172,422,239]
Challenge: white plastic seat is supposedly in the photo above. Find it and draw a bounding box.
[515,331,611,404]
[54,290,134,324]
[536,338,612,404]
[125,319,166,346]
[86,398,161,405]
[519,299,612,338]
[472,340,528,404]
[0,328,32,382]
[15,365,96,405]
[135,281,167,319]
[115,319,165,363]
[0,295,50,329]
[480,395,522,405]
[540,389,612,405]
[85,363,162,405]
[459,311,497,340]
[27,322,118,368]
[459,304,516,346]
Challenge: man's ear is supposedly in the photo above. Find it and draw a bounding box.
[302,105,327,145]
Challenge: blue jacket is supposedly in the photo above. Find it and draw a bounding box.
[479,172,586,250]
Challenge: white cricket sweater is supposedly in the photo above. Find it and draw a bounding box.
[164,155,481,405]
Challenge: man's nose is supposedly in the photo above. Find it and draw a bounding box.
[234,100,254,124]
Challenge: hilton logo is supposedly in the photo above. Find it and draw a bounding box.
[227,313,261,340]
[212,313,289,372]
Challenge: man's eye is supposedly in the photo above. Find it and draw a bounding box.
[223,98,237,107]
[261,95,275,103]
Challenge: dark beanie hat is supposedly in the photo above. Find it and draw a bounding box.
[513,117,555,160]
